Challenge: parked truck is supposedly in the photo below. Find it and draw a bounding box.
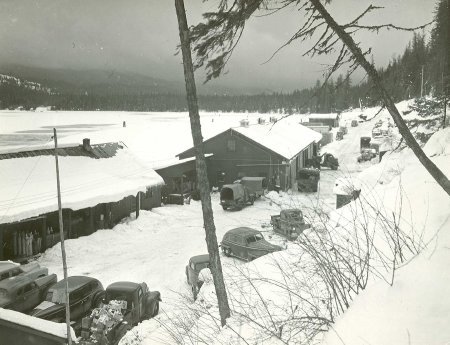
[79,281,161,345]
[186,254,210,300]
[220,183,255,210]
[271,209,310,240]
[239,177,266,198]
[357,148,377,163]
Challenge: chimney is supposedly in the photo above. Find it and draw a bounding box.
[82,138,92,152]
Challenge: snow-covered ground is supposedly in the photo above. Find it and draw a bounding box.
[0,103,448,345]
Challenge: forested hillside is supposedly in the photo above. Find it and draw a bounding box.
[1,0,447,113]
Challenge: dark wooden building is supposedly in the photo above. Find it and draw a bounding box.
[177,121,321,190]
[308,113,341,128]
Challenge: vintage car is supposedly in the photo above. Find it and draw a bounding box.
[31,276,105,324]
[221,227,282,261]
[0,261,48,282]
[360,136,371,151]
[220,183,255,210]
[185,254,210,300]
[271,209,310,240]
[0,274,57,313]
[357,148,377,163]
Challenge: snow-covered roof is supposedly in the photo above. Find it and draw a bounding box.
[307,113,339,120]
[0,148,164,224]
[231,121,322,159]
[0,307,76,339]
[153,154,213,171]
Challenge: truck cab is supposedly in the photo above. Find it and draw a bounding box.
[104,282,161,325]
[185,254,210,300]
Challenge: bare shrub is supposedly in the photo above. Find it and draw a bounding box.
[149,178,424,345]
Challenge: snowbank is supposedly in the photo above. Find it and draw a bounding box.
[321,127,450,345]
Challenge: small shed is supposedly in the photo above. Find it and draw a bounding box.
[155,155,213,203]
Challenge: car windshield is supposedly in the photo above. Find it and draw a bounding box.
[247,234,263,244]
[0,288,8,298]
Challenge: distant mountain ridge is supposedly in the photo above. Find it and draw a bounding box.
[0,73,55,95]
[0,64,185,96]
[0,64,262,96]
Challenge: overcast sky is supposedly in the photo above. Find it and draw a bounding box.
[0,0,436,92]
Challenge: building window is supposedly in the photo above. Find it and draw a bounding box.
[227,139,236,152]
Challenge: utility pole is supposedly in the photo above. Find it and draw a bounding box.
[53,128,72,345]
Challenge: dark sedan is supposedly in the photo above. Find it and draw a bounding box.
[0,274,57,313]
[221,227,282,261]
[31,276,104,323]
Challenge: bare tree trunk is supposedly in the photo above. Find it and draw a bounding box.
[174,0,231,326]
[310,0,450,197]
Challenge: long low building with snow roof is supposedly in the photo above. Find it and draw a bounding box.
[307,113,341,128]
[177,118,322,190]
[0,139,164,261]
